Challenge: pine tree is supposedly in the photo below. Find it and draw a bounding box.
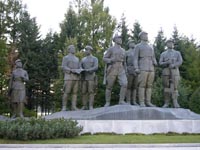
[120,13,129,49]
[131,21,142,44]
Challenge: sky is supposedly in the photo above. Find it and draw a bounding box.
[22,0,200,43]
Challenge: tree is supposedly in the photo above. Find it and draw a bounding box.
[59,4,78,52]
[120,13,129,49]
[151,29,166,106]
[131,21,142,44]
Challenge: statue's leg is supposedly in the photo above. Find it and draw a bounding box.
[132,76,139,105]
[71,80,79,110]
[162,75,170,108]
[62,80,71,111]
[89,94,94,110]
[126,75,133,105]
[132,89,138,105]
[126,89,131,105]
[88,81,95,110]
[172,90,180,108]
[81,81,88,110]
[146,88,155,107]
[11,103,17,118]
[138,71,146,107]
[163,89,170,108]
[104,76,115,107]
[118,73,128,105]
[146,72,155,107]
[172,76,180,108]
[19,102,24,118]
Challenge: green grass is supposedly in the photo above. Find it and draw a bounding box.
[0,134,200,144]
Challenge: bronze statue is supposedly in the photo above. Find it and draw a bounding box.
[81,45,98,110]
[134,31,157,107]
[159,40,183,108]
[103,34,127,107]
[8,59,29,118]
[125,40,138,105]
[61,45,82,111]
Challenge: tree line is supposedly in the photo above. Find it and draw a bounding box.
[0,0,200,116]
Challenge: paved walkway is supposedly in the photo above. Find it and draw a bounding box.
[0,144,200,150]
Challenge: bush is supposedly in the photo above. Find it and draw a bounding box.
[0,118,83,140]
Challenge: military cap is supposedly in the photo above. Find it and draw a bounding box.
[112,34,122,42]
[138,31,148,38]
[127,40,135,46]
[165,39,174,44]
[85,45,93,51]
[15,59,21,64]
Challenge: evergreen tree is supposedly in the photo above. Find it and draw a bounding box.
[120,13,129,49]
[131,21,142,44]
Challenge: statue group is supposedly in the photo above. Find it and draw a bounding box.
[8,31,183,117]
[61,31,183,111]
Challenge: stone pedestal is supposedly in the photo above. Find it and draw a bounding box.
[44,105,200,134]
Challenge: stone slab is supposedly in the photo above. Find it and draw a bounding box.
[78,120,200,134]
[44,105,200,120]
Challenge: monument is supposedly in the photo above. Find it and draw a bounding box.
[159,40,183,108]
[8,59,29,118]
[125,40,139,105]
[134,31,157,107]
[103,34,127,107]
[81,45,98,110]
[61,45,82,111]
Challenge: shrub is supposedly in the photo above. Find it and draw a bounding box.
[0,118,83,140]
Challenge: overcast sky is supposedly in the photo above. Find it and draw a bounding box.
[22,0,200,43]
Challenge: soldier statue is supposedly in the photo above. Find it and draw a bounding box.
[8,59,29,118]
[103,34,127,107]
[134,31,157,107]
[81,45,98,110]
[61,45,82,111]
[125,40,138,105]
[159,40,183,108]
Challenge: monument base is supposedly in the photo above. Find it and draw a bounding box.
[44,105,200,134]
[78,120,200,134]
[45,105,200,120]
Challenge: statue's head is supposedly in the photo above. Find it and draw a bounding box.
[113,34,122,45]
[127,40,135,49]
[139,31,148,41]
[15,59,22,68]
[166,39,174,49]
[84,45,93,55]
[67,45,76,54]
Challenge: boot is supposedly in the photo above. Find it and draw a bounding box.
[89,93,94,110]
[81,94,88,110]
[126,89,131,105]
[146,88,155,107]
[172,91,180,108]
[71,94,79,110]
[138,87,145,107]
[19,102,24,118]
[62,94,68,111]
[119,87,127,105]
[162,91,170,108]
[132,89,138,105]
[104,89,111,107]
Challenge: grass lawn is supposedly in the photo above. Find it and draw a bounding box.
[0,134,200,144]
